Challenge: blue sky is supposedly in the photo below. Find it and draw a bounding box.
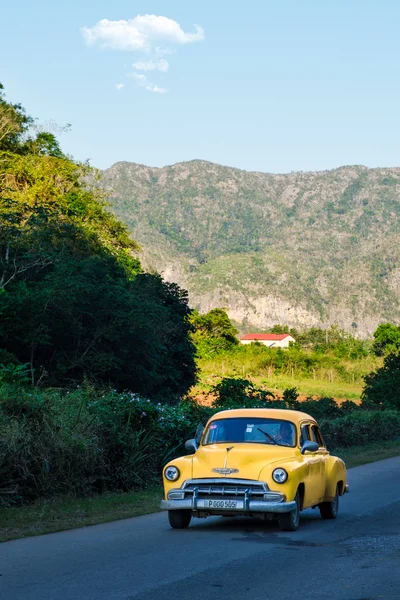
[2,0,400,172]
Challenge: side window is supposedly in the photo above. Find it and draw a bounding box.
[310,425,325,448]
[300,424,311,446]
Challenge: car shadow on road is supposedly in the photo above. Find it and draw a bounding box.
[187,508,323,534]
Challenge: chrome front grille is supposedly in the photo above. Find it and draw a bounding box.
[167,478,285,506]
[182,478,268,498]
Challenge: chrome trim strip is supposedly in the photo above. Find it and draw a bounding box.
[193,486,199,511]
[160,499,297,514]
[244,488,251,511]
[167,490,284,502]
[181,478,269,490]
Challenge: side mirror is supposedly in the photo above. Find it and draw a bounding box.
[301,440,319,455]
[195,423,205,445]
[185,438,198,453]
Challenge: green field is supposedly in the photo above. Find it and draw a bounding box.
[194,351,382,401]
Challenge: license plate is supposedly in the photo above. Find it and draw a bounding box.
[198,499,240,509]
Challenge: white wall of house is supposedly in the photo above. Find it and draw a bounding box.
[240,336,295,348]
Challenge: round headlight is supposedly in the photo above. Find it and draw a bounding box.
[272,468,288,484]
[165,466,180,482]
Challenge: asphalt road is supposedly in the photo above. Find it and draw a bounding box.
[1,457,400,600]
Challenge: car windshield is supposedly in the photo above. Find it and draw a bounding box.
[202,418,296,447]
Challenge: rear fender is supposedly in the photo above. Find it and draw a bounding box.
[324,455,347,499]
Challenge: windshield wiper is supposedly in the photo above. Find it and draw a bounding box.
[257,428,278,445]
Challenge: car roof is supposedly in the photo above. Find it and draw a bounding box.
[209,408,316,425]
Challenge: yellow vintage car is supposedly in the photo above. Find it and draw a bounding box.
[161,408,349,530]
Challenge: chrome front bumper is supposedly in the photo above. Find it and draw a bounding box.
[161,478,297,514]
[160,498,297,513]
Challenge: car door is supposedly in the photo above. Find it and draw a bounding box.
[300,422,325,506]
[310,423,329,501]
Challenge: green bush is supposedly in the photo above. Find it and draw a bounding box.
[0,376,398,507]
[0,385,104,504]
[0,385,211,506]
[300,397,342,421]
[0,363,31,386]
[211,377,275,410]
[362,353,400,410]
[320,410,400,449]
[200,342,377,385]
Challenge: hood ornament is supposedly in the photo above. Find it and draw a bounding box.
[212,468,239,475]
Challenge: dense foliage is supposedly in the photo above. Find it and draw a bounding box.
[0,85,196,397]
[362,353,400,410]
[320,410,400,448]
[1,376,398,506]
[211,377,274,409]
[0,384,202,504]
[190,308,238,358]
[268,324,370,358]
[199,341,379,388]
[0,83,65,157]
[372,323,400,356]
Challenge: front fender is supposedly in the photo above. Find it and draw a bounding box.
[162,455,193,499]
[258,457,309,503]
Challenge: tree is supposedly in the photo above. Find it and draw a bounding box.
[190,308,238,357]
[212,377,274,410]
[269,324,297,335]
[0,83,33,153]
[372,323,400,356]
[362,353,400,410]
[0,85,197,400]
[0,82,66,157]
[0,151,137,292]
[24,131,66,158]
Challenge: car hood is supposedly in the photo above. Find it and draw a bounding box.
[192,443,296,481]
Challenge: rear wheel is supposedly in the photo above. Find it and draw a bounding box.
[279,491,300,531]
[168,510,191,529]
[319,486,339,520]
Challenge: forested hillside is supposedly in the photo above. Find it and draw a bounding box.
[102,160,400,336]
[0,84,196,399]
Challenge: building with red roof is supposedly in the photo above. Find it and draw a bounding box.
[240,333,295,348]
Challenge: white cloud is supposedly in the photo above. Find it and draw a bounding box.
[130,72,168,94]
[81,15,204,51]
[82,14,203,93]
[146,85,167,94]
[156,59,169,72]
[155,47,176,58]
[131,73,147,83]
[132,60,155,71]
[132,59,169,72]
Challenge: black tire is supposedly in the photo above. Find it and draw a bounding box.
[319,486,339,520]
[168,510,191,529]
[279,491,300,531]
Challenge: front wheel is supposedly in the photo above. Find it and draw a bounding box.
[168,510,191,529]
[279,491,300,531]
[319,486,339,520]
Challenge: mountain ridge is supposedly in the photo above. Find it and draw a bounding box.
[108,159,375,176]
[101,160,400,337]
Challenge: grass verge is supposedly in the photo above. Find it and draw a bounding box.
[0,487,162,543]
[336,439,400,469]
[1,441,398,543]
